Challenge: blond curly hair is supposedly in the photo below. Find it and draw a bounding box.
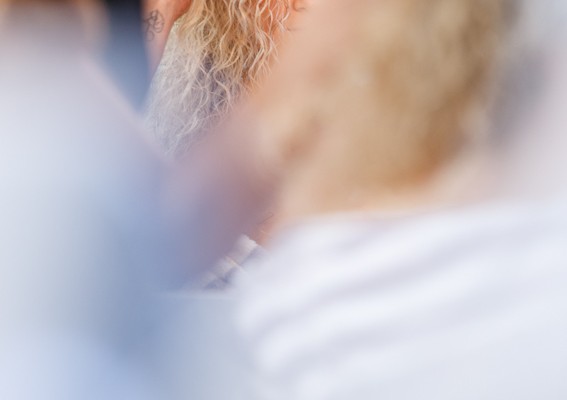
[145,0,292,158]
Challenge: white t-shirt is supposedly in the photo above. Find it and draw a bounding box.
[236,199,567,400]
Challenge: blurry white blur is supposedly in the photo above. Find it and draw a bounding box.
[0,4,167,399]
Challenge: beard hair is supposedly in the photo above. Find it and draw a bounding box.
[144,0,291,159]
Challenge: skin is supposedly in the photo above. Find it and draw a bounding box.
[143,0,192,73]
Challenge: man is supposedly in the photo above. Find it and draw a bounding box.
[233,0,567,399]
